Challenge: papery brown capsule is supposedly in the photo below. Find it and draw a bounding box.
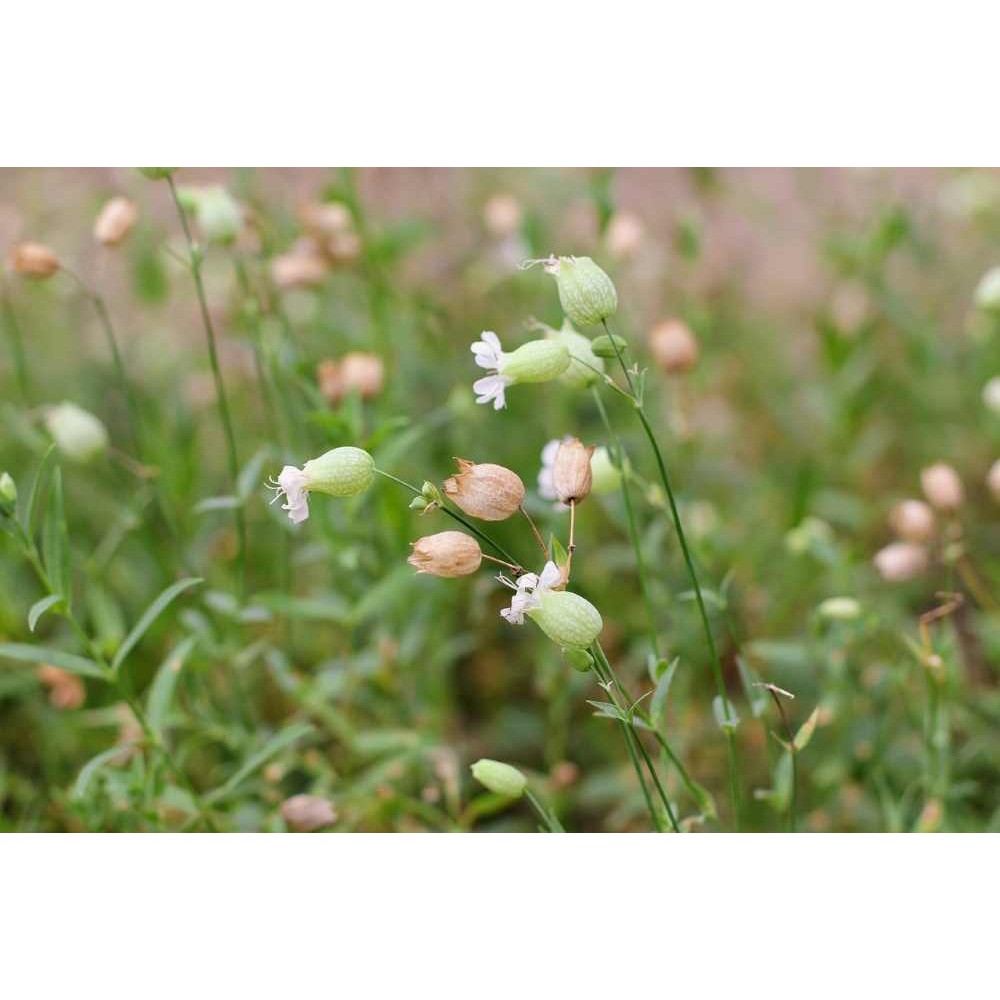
[443,458,525,521]
[873,542,927,582]
[339,352,384,400]
[648,318,699,374]
[889,499,936,543]
[11,242,60,279]
[408,531,482,578]
[94,196,138,247]
[280,794,337,832]
[552,438,595,504]
[920,463,964,511]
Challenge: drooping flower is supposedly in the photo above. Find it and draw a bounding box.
[471,331,570,410]
[269,446,375,524]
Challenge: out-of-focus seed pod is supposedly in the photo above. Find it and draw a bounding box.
[0,471,16,517]
[552,438,594,504]
[483,193,523,238]
[983,377,1000,414]
[873,542,928,582]
[408,531,482,577]
[889,499,936,543]
[339,352,384,401]
[648,318,699,374]
[605,210,644,259]
[271,239,329,289]
[299,201,354,239]
[11,242,60,279]
[316,359,342,404]
[528,590,603,649]
[988,459,1000,502]
[443,459,525,521]
[93,196,138,247]
[974,266,1000,311]
[544,255,618,327]
[187,185,243,245]
[280,794,337,831]
[36,665,85,710]
[44,402,109,463]
[470,759,526,798]
[920,463,964,511]
[817,597,862,621]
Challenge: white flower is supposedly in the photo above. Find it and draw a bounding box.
[274,465,310,524]
[500,560,562,625]
[472,331,512,410]
[537,437,571,508]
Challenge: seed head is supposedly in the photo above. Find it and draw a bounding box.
[93,196,138,247]
[470,759,527,798]
[873,542,928,582]
[552,438,595,504]
[280,794,337,832]
[920,463,964,511]
[443,459,524,521]
[44,402,109,463]
[648,318,699,374]
[889,499,936,543]
[408,531,482,577]
[541,255,618,327]
[11,242,60,279]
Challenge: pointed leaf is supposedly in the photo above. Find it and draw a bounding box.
[28,594,63,632]
[793,706,820,751]
[0,642,105,679]
[112,577,203,671]
[147,635,199,735]
[72,743,135,800]
[205,722,314,803]
[193,494,242,514]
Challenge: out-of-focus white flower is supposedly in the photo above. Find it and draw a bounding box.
[501,560,562,625]
[44,402,109,463]
[974,266,1000,311]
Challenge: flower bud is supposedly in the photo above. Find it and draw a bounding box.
[271,240,329,289]
[589,447,621,496]
[500,339,570,384]
[37,664,85,710]
[443,459,525,521]
[873,542,927,582]
[889,499,936,543]
[547,320,605,388]
[988,459,1000,502]
[93,196,138,247]
[0,471,16,516]
[470,759,526,798]
[280,794,337,831]
[528,590,603,649]
[974,266,1000,311]
[303,447,375,497]
[408,531,482,577]
[44,402,109,463]
[817,596,862,621]
[552,438,595,504]
[543,255,618,327]
[920,463,964,511]
[11,242,60,279]
[648,318,699,374]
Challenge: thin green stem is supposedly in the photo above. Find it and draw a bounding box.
[1,278,31,402]
[524,788,563,832]
[166,175,248,601]
[602,319,742,830]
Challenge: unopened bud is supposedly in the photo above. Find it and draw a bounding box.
[11,242,60,279]
[547,320,605,388]
[339,352,384,400]
[44,402,109,463]
[93,196,138,247]
[889,499,936,543]
[873,542,927,582]
[974,266,1000,312]
[470,759,526,798]
[563,647,594,672]
[408,531,482,577]
[280,794,337,831]
[648,318,699,374]
[988,459,1000,502]
[920,463,964,511]
[299,201,353,239]
[552,438,595,504]
[443,459,525,521]
[528,590,603,650]
[543,255,618,327]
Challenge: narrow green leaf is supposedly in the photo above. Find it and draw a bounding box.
[650,657,679,727]
[205,722,314,804]
[193,494,242,514]
[41,467,71,604]
[112,577,203,671]
[147,635,199,735]
[72,743,135,800]
[793,706,821,751]
[19,443,56,534]
[28,594,63,632]
[0,642,105,679]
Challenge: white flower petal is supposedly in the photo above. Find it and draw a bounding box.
[538,561,562,590]
[473,374,509,409]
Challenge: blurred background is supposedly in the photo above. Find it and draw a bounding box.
[0,167,997,832]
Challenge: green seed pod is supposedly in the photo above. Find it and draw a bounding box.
[548,320,605,388]
[303,446,375,497]
[470,758,527,798]
[545,256,618,327]
[589,447,621,496]
[817,596,862,621]
[501,339,570,384]
[528,590,603,650]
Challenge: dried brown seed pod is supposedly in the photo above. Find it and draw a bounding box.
[873,542,928,582]
[648,318,699,374]
[889,499,936,543]
[94,196,138,247]
[11,242,60,279]
[552,438,595,504]
[408,531,482,577]
[443,459,525,521]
